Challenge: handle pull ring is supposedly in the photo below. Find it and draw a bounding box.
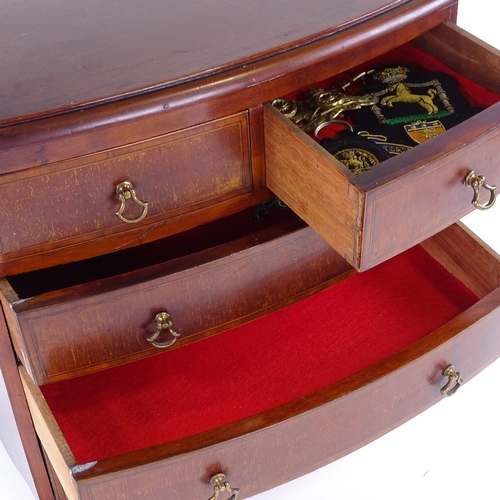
[147,312,180,349]
[465,171,496,211]
[208,474,240,500]
[115,181,149,223]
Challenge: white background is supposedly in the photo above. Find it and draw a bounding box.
[1,0,499,498]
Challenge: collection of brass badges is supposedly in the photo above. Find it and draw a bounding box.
[271,65,481,175]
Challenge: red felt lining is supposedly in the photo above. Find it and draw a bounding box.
[361,43,500,109]
[41,245,478,465]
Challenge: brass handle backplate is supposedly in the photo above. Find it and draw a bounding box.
[440,365,463,397]
[208,474,240,500]
[115,181,149,223]
[147,312,180,349]
[465,171,497,210]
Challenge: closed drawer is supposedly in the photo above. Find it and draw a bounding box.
[0,209,350,385]
[19,222,500,499]
[265,23,500,271]
[0,112,266,275]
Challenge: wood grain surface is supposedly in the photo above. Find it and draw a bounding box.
[0,0,406,125]
[2,216,352,384]
[0,309,55,499]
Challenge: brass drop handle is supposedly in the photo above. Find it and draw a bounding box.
[465,171,497,211]
[208,474,240,500]
[147,312,180,349]
[115,181,149,223]
[440,365,463,397]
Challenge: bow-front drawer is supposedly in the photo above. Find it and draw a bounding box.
[265,23,500,271]
[18,222,500,499]
[0,111,266,275]
[0,210,350,385]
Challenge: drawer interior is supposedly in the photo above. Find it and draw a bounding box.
[6,206,294,299]
[37,227,484,466]
[268,24,500,176]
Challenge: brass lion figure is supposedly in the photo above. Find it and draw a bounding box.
[380,83,438,114]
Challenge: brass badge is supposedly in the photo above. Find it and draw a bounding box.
[333,148,380,175]
[367,66,454,125]
[404,120,446,144]
[320,134,391,174]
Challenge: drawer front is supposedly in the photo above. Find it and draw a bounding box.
[361,113,500,268]
[265,24,500,271]
[4,222,350,385]
[0,112,255,274]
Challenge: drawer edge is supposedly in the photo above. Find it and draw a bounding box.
[19,366,80,500]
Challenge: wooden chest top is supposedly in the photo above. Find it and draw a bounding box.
[0,0,404,125]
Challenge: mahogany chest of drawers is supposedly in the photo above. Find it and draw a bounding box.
[1,0,500,498]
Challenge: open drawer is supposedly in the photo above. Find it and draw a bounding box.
[19,222,500,499]
[0,209,350,385]
[265,23,500,271]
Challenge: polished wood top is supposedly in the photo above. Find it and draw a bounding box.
[0,0,404,125]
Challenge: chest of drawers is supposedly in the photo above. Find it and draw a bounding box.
[1,1,500,499]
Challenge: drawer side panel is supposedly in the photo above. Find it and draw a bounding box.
[19,367,79,500]
[264,105,362,267]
